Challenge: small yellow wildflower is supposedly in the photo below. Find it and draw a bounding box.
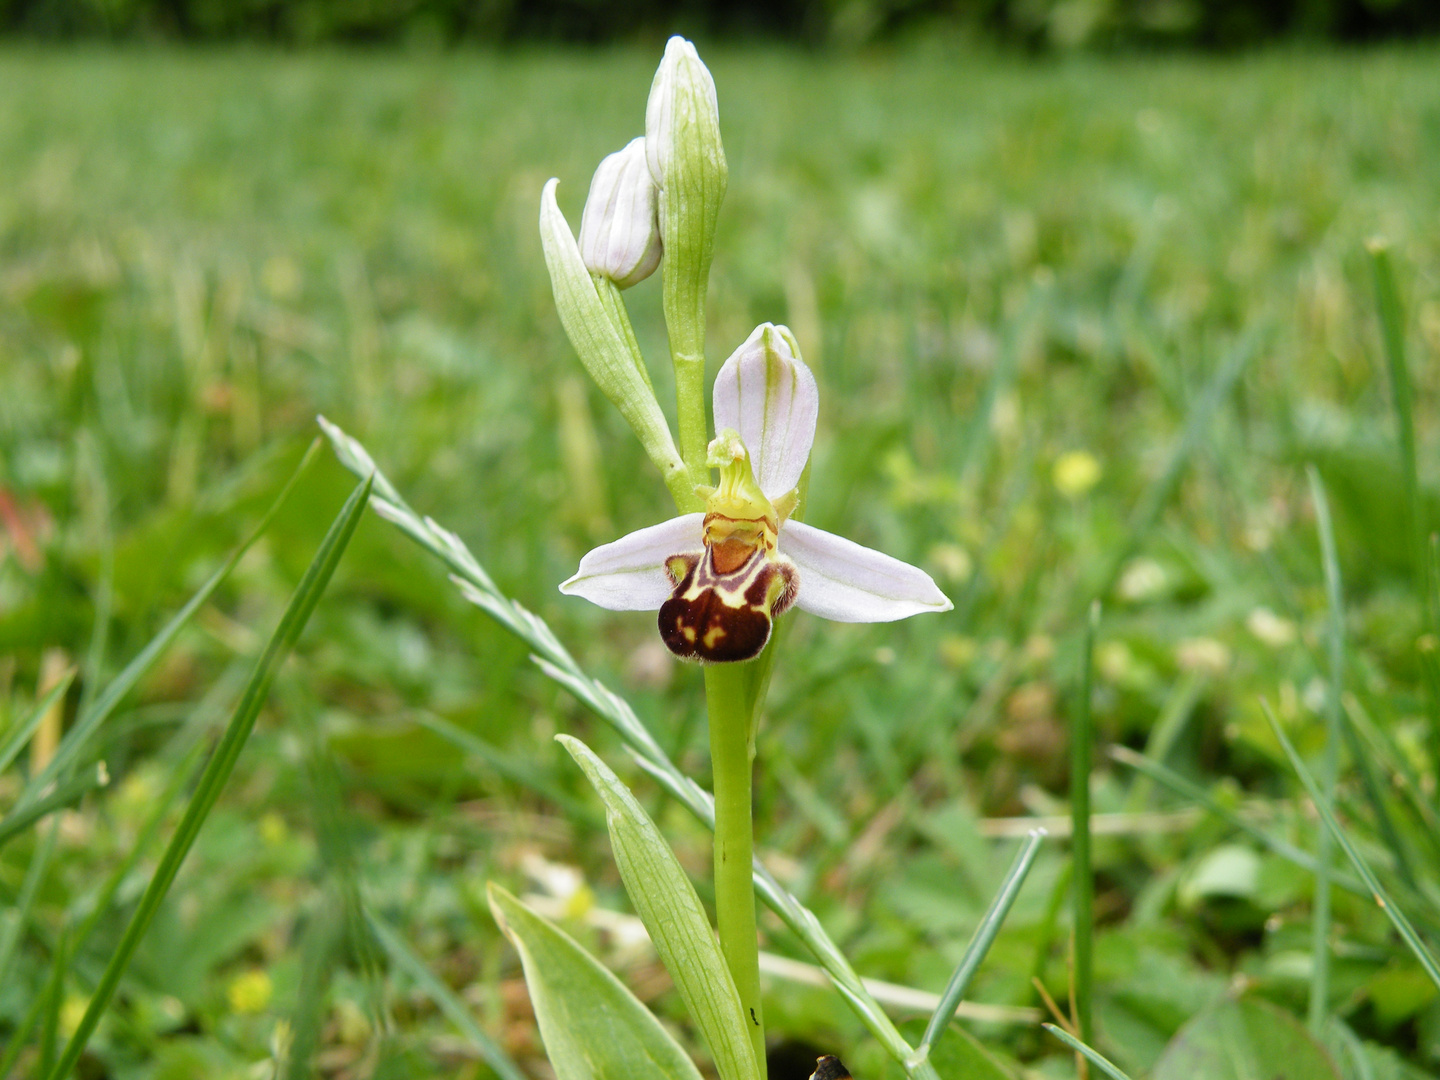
[228,969,273,1015]
[1053,450,1102,499]
[60,995,90,1038]
[259,811,289,848]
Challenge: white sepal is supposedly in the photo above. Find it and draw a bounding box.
[712,323,817,500]
[779,520,952,623]
[559,513,705,611]
[578,138,662,290]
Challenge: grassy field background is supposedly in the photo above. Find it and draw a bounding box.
[2,42,1440,1079]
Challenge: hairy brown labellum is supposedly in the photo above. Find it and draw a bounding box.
[658,542,797,663]
[810,1056,852,1080]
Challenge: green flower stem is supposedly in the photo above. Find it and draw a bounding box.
[705,661,768,1080]
[674,344,709,490]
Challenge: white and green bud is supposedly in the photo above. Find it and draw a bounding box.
[539,178,691,507]
[578,137,662,290]
[645,36,728,483]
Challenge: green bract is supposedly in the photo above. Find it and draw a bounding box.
[538,178,692,507]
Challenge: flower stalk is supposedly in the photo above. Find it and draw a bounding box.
[706,661,768,1078]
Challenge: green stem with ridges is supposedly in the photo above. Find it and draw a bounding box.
[705,661,767,1079]
[674,347,709,490]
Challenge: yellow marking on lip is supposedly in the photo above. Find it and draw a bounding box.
[703,624,726,649]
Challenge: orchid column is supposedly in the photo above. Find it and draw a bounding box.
[541,37,951,1080]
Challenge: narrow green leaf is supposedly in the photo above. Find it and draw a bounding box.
[487,883,705,1080]
[45,473,371,1080]
[21,437,320,808]
[919,829,1046,1053]
[559,735,760,1080]
[1307,466,1344,1033]
[38,929,68,1079]
[367,911,527,1080]
[1041,1025,1134,1080]
[413,711,603,827]
[1071,600,1099,1043]
[1122,669,1205,812]
[1109,746,1368,899]
[1263,702,1440,992]
[1367,240,1425,620]
[0,763,109,852]
[1369,239,1440,805]
[280,889,344,1080]
[0,672,75,775]
[0,741,206,1074]
[1094,327,1260,598]
[923,1025,1018,1080]
[0,822,60,1006]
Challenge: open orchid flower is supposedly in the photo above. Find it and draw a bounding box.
[561,323,952,662]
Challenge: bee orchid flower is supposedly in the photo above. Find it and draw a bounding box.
[561,323,952,662]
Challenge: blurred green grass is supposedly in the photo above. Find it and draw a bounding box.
[2,42,1440,1079]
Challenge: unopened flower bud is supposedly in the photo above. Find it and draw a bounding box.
[579,138,662,289]
[645,36,727,481]
[645,38,722,189]
[646,37,726,366]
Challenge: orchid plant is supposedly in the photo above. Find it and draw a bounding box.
[534,33,950,1080]
[325,35,1046,1080]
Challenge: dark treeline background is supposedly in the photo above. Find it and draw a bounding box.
[4,0,1438,47]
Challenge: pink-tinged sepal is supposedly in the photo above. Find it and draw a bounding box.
[559,513,704,611]
[712,323,817,500]
[779,520,951,623]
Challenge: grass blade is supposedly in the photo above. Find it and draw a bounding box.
[280,888,345,1080]
[1043,1024,1136,1080]
[38,928,68,1079]
[1123,670,1206,812]
[1094,327,1261,598]
[44,472,371,1080]
[1306,466,1343,1033]
[1369,240,1440,770]
[1262,700,1440,992]
[1109,745,1368,900]
[412,711,602,827]
[1071,601,1099,1043]
[1367,240,1425,614]
[0,763,109,852]
[0,740,205,1074]
[0,672,75,776]
[919,828,1047,1053]
[367,911,527,1080]
[21,438,321,808]
[0,822,60,996]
